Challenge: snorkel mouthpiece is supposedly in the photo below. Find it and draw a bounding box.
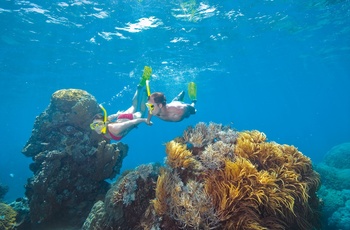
[99,104,108,134]
[146,102,154,114]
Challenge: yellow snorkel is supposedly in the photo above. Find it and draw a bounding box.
[99,104,108,134]
[139,66,153,114]
[146,80,151,97]
[145,80,154,114]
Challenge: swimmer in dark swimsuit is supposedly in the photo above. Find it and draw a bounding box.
[146,83,197,124]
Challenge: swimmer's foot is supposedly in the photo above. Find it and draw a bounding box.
[139,66,152,87]
[188,82,197,101]
[173,91,185,102]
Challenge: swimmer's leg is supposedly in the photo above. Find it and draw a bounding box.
[140,89,148,117]
[172,91,185,102]
[125,86,143,114]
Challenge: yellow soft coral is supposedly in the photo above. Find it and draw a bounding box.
[0,203,17,230]
[233,130,319,229]
[151,168,169,215]
[202,130,320,229]
[205,158,270,229]
[144,125,320,230]
[165,141,197,169]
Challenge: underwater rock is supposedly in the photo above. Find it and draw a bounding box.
[315,142,350,229]
[22,89,102,158]
[9,198,30,230]
[323,142,350,169]
[0,183,9,201]
[21,89,128,229]
[315,162,350,191]
[83,122,321,230]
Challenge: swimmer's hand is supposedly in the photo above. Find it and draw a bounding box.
[144,119,153,126]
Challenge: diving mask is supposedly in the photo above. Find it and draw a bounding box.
[90,121,106,134]
[146,103,154,114]
[90,104,108,134]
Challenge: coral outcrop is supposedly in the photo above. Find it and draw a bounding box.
[0,203,17,230]
[82,122,321,229]
[82,163,160,230]
[315,142,350,229]
[323,142,350,169]
[21,89,128,229]
[9,198,30,230]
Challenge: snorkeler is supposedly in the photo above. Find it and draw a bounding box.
[90,66,152,141]
[146,82,197,123]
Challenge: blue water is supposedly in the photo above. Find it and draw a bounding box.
[0,0,349,202]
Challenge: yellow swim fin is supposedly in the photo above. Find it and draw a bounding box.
[139,66,152,87]
[188,82,197,102]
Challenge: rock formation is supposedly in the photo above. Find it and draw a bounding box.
[21,89,128,229]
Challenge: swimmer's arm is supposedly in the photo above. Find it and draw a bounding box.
[146,113,153,125]
[109,118,151,133]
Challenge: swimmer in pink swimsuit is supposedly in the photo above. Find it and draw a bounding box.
[91,84,152,141]
[106,113,135,141]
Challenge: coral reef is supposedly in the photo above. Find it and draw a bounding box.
[328,199,350,230]
[8,198,30,230]
[82,122,321,229]
[315,142,350,229]
[323,142,350,169]
[149,126,320,230]
[0,184,8,201]
[82,163,160,229]
[21,89,128,229]
[0,203,17,230]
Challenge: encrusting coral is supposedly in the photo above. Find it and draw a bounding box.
[0,203,17,230]
[82,122,321,229]
[82,163,161,230]
[314,142,350,229]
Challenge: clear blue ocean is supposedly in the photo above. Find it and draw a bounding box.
[1,0,349,206]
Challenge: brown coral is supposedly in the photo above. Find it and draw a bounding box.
[0,203,17,230]
[152,168,219,229]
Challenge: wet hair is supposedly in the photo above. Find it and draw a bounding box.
[151,92,166,106]
[92,113,104,121]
